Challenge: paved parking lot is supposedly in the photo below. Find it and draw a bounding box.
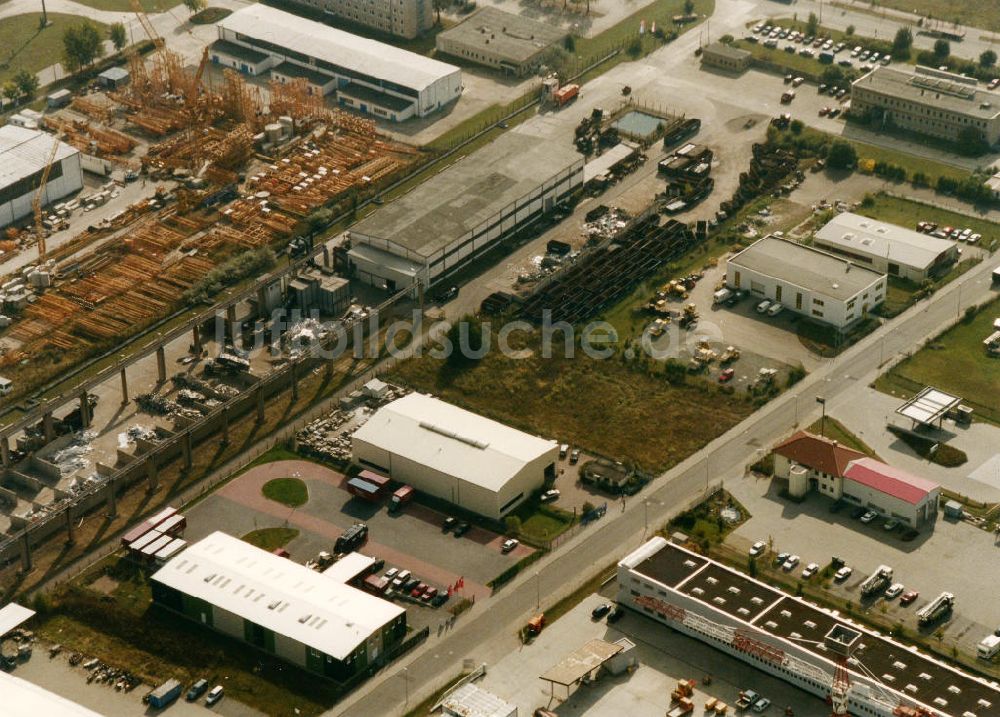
[475,591,827,716]
[726,472,1000,654]
[185,460,535,616]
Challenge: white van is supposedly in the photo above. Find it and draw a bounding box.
[0,377,12,397]
[977,634,1000,659]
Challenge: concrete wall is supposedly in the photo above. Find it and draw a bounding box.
[726,262,885,328]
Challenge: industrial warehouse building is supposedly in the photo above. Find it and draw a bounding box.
[814,212,958,282]
[4,672,104,717]
[619,538,999,717]
[726,235,885,328]
[851,65,1000,146]
[436,7,568,76]
[0,126,83,229]
[348,128,584,292]
[282,0,433,39]
[213,5,462,121]
[151,531,406,680]
[352,393,559,519]
[700,42,751,73]
[773,431,940,527]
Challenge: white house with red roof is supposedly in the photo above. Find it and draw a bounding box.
[772,431,939,527]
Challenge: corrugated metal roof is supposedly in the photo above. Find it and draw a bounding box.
[150,531,404,660]
[219,5,460,92]
[843,457,939,505]
[4,672,104,717]
[814,213,956,271]
[352,393,558,493]
[0,125,78,190]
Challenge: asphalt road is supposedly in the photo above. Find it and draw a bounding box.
[330,215,999,717]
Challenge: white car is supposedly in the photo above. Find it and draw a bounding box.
[391,569,411,588]
[782,555,800,571]
[767,302,784,317]
[835,566,853,581]
[501,538,519,553]
[756,299,772,314]
[802,562,820,578]
[753,698,772,713]
[969,233,981,244]
[860,510,878,524]
[206,685,224,706]
[749,541,767,557]
[885,583,905,599]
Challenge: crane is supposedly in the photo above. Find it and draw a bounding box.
[129,0,164,51]
[33,136,61,261]
[187,47,210,106]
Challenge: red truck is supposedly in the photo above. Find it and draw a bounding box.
[553,83,579,107]
[388,485,414,513]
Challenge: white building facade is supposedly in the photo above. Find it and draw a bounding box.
[351,393,559,519]
[727,236,885,328]
[285,0,433,39]
[214,5,461,121]
[0,126,83,229]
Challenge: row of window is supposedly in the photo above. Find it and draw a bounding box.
[862,92,991,129]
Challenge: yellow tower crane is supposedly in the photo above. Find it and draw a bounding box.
[33,136,61,261]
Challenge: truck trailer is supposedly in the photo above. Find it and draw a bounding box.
[147,679,182,709]
[388,485,414,513]
[859,565,893,598]
[917,592,955,626]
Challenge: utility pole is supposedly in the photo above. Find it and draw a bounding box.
[41,0,48,26]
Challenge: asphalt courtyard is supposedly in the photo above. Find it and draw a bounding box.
[186,460,535,604]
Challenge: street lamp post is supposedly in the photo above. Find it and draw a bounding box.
[816,396,827,436]
[401,667,409,705]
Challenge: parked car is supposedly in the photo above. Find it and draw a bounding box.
[860,510,878,524]
[989,77,1000,90]
[559,443,569,459]
[186,680,209,702]
[753,698,772,713]
[570,448,581,464]
[883,518,900,531]
[608,606,625,623]
[392,570,412,588]
[435,286,459,302]
[403,577,421,593]
[206,686,224,707]
[802,562,819,578]
[719,368,736,383]
[819,106,830,116]
[749,541,766,557]
[885,583,905,599]
[591,603,613,620]
[442,517,458,533]
[774,551,790,566]
[851,506,868,520]
[430,592,450,607]
[828,108,841,118]
[384,567,400,581]
[454,521,471,537]
[835,566,853,581]
[502,538,520,553]
[541,489,561,503]
[756,299,772,313]
[767,302,784,317]
[421,586,439,602]
[782,555,800,571]
[410,582,428,598]
[900,590,919,606]
[831,556,846,569]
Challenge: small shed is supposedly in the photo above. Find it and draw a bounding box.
[943,500,964,519]
[442,682,516,717]
[98,66,130,89]
[46,89,72,109]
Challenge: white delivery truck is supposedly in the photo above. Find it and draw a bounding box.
[977,634,1000,660]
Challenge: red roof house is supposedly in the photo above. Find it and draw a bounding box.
[772,431,866,477]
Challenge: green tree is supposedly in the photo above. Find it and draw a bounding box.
[845,24,855,36]
[563,34,575,52]
[663,359,686,385]
[933,39,951,58]
[806,12,819,37]
[956,125,989,156]
[789,119,804,134]
[891,26,913,59]
[821,64,845,85]
[109,22,127,52]
[445,315,486,368]
[980,49,997,68]
[183,0,206,14]
[683,0,694,14]
[1,81,19,106]
[432,0,446,24]
[504,516,522,537]
[13,69,39,99]
[718,34,735,45]
[827,140,857,170]
[63,20,106,73]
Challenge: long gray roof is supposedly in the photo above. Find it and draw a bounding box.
[853,65,1000,120]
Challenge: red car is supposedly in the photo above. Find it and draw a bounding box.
[718,368,735,383]
[410,582,428,598]
[421,586,438,602]
[900,590,919,606]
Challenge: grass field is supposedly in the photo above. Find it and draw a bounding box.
[855,194,999,246]
[0,14,108,86]
[242,527,300,551]
[875,296,1000,425]
[872,0,1000,33]
[391,332,756,473]
[262,477,309,507]
[62,0,179,12]
[806,415,880,457]
[510,502,574,544]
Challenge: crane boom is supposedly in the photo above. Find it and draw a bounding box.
[129,0,164,50]
[33,136,61,261]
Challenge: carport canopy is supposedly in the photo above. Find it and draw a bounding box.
[539,639,624,698]
[895,386,961,428]
[0,603,35,637]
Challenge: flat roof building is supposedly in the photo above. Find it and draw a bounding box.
[151,531,406,681]
[700,42,751,73]
[214,5,461,121]
[727,235,886,328]
[442,683,517,717]
[281,0,433,39]
[773,431,939,527]
[436,7,568,76]
[852,65,1000,146]
[348,128,584,292]
[814,212,958,282]
[619,538,999,717]
[352,393,559,518]
[4,672,104,717]
[0,126,83,229]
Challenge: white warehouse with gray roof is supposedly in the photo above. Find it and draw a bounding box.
[814,212,958,282]
[0,126,82,229]
[352,393,559,519]
[726,235,886,328]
